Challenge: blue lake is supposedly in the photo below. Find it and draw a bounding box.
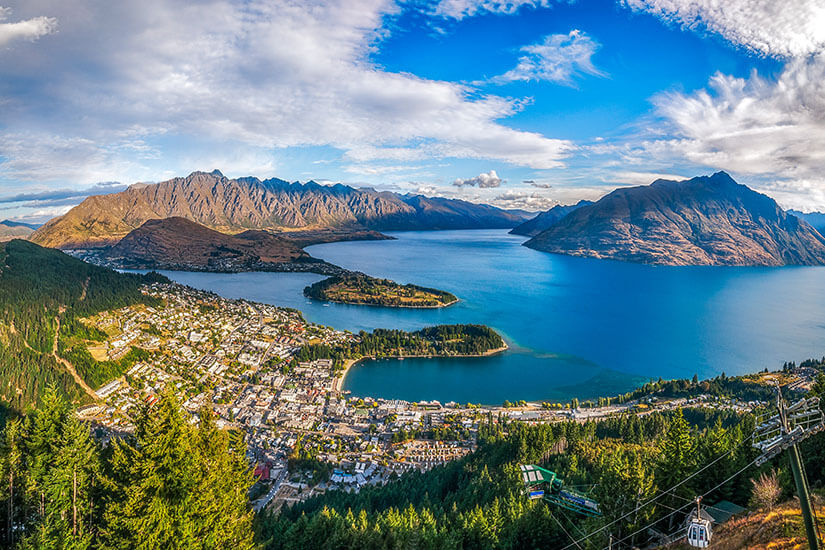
[151,229,825,404]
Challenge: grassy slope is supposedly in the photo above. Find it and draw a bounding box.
[668,497,825,550]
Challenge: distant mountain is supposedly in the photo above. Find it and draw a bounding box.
[1,219,39,229]
[30,170,526,248]
[509,200,594,237]
[101,217,324,271]
[524,172,825,266]
[0,220,35,241]
[788,210,825,235]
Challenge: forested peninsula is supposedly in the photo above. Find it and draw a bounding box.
[292,325,506,370]
[304,273,458,308]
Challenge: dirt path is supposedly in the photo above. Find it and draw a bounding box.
[78,277,89,301]
[52,316,99,401]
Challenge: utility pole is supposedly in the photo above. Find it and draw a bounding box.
[777,389,819,550]
[753,387,824,550]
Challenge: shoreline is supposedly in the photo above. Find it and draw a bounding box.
[333,342,509,392]
[317,297,459,309]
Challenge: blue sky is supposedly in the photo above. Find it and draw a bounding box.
[0,0,823,222]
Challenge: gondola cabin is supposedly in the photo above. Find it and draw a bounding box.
[686,503,714,548]
[686,517,712,548]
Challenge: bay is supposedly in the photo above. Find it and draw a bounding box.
[149,229,825,404]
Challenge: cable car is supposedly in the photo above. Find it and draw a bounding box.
[519,464,601,517]
[686,498,713,548]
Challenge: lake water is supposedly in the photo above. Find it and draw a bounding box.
[151,230,825,404]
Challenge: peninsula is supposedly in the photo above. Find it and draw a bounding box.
[304,273,458,308]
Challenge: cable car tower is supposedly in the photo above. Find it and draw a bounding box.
[752,388,825,550]
[520,464,601,517]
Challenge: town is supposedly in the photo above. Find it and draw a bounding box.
[73,282,803,514]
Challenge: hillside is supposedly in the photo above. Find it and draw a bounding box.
[668,498,825,550]
[258,407,769,549]
[0,220,35,241]
[30,170,526,249]
[100,217,334,272]
[509,200,593,237]
[0,239,165,410]
[789,209,825,235]
[525,172,825,266]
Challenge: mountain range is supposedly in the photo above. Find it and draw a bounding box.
[0,219,36,241]
[30,170,528,249]
[509,200,593,237]
[524,172,825,266]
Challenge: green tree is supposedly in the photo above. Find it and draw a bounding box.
[0,418,26,547]
[657,409,696,529]
[103,388,256,549]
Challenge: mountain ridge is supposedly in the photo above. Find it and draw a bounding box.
[524,172,825,266]
[31,171,527,249]
[509,199,594,237]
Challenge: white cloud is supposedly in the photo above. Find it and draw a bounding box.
[622,0,825,58]
[654,56,825,183]
[415,184,439,195]
[0,6,57,48]
[453,169,503,188]
[491,190,557,210]
[491,30,605,86]
[0,133,143,184]
[432,0,558,20]
[0,0,572,188]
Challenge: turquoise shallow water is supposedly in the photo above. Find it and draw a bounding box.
[150,229,825,404]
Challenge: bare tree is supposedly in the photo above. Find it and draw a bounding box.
[750,469,782,512]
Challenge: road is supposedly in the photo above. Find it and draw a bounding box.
[252,468,288,512]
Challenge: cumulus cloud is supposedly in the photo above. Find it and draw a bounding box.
[491,190,557,211]
[653,56,825,191]
[432,0,558,20]
[530,182,553,188]
[491,30,605,86]
[622,0,825,58]
[453,169,503,188]
[0,0,572,190]
[0,6,57,48]
[415,184,439,195]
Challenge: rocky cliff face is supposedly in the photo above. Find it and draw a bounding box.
[524,172,825,266]
[509,200,593,237]
[102,217,311,270]
[31,170,525,248]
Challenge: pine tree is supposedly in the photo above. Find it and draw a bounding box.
[26,386,70,521]
[51,415,99,548]
[190,406,256,550]
[657,408,696,529]
[0,418,26,547]
[102,388,257,549]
